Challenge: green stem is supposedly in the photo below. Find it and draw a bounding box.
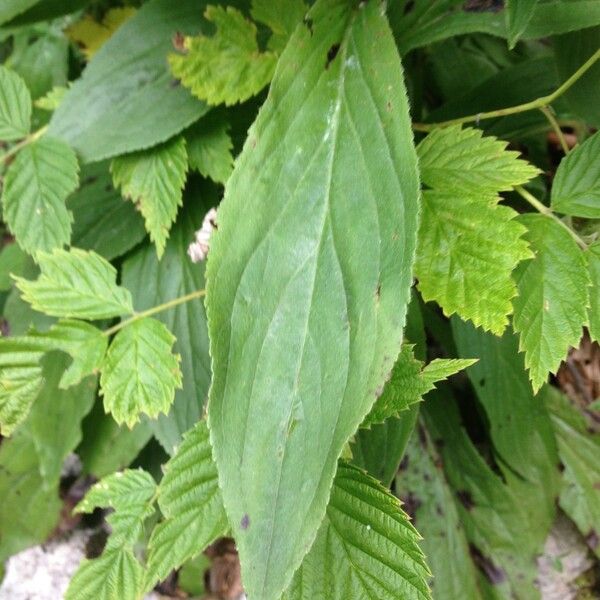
[0,125,48,164]
[540,106,570,154]
[413,48,600,132]
[103,288,206,337]
[515,186,587,250]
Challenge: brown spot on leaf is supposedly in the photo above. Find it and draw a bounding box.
[172,31,186,52]
[456,490,474,510]
[400,491,421,522]
[240,514,250,530]
[470,544,506,584]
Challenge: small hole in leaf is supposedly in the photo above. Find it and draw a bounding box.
[326,43,340,69]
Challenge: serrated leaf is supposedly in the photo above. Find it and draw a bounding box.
[100,317,182,427]
[206,2,420,597]
[34,85,67,111]
[0,339,45,435]
[542,385,600,557]
[169,5,277,106]
[0,66,31,141]
[0,353,94,562]
[69,162,147,261]
[66,549,144,600]
[251,0,307,52]
[67,469,156,600]
[48,0,209,163]
[415,191,532,334]
[587,242,600,343]
[362,345,475,428]
[144,421,228,590]
[282,462,431,600]
[2,137,78,255]
[111,136,188,257]
[122,200,212,453]
[506,0,538,48]
[0,243,27,291]
[417,125,540,194]
[551,131,600,219]
[513,214,590,392]
[37,320,107,388]
[185,114,234,184]
[15,248,133,320]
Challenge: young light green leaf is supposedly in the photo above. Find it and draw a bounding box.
[417,125,540,194]
[506,0,538,48]
[144,421,228,589]
[206,1,420,597]
[362,345,475,428]
[185,114,234,184]
[542,386,600,557]
[2,137,78,255]
[67,469,156,600]
[100,317,182,427]
[111,136,187,257]
[251,0,307,52]
[513,214,590,392]
[48,0,209,163]
[551,131,600,219]
[587,242,600,343]
[14,248,133,320]
[282,462,431,600]
[0,66,31,140]
[169,5,277,106]
[415,191,532,335]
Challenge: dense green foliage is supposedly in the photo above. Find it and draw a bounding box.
[1,0,600,598]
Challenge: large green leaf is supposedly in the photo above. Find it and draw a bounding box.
[169,5,277,106]
[542,386,600,557]
[206,1,420,597]
[551,131,600,219]
[66,469,156,600]
[144,421,228,590]
[513,214,590,391]
[122,200,212,453]
[587,242,600,343]
[415,191,531,335]
[15,248,133,320]
[2,137,79,255]
[416,125,539,194]
[0,66,31,140]
[100,317,182,427]
[111,136,188,257]
[282,462,431,600]
[48,0,209,162]
[452,319,560,534]
[69,162,147,261]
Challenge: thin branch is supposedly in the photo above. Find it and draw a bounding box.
[0,125,48,165]
[540,106,570,155]
[103,289,207,337]
[515,186,587,250]
[413,49,600,132]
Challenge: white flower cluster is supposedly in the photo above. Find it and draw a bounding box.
[188,207,218,262]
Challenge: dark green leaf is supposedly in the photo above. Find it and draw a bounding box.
[48,0,209,162]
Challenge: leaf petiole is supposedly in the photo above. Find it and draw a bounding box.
[103,288,206,337]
